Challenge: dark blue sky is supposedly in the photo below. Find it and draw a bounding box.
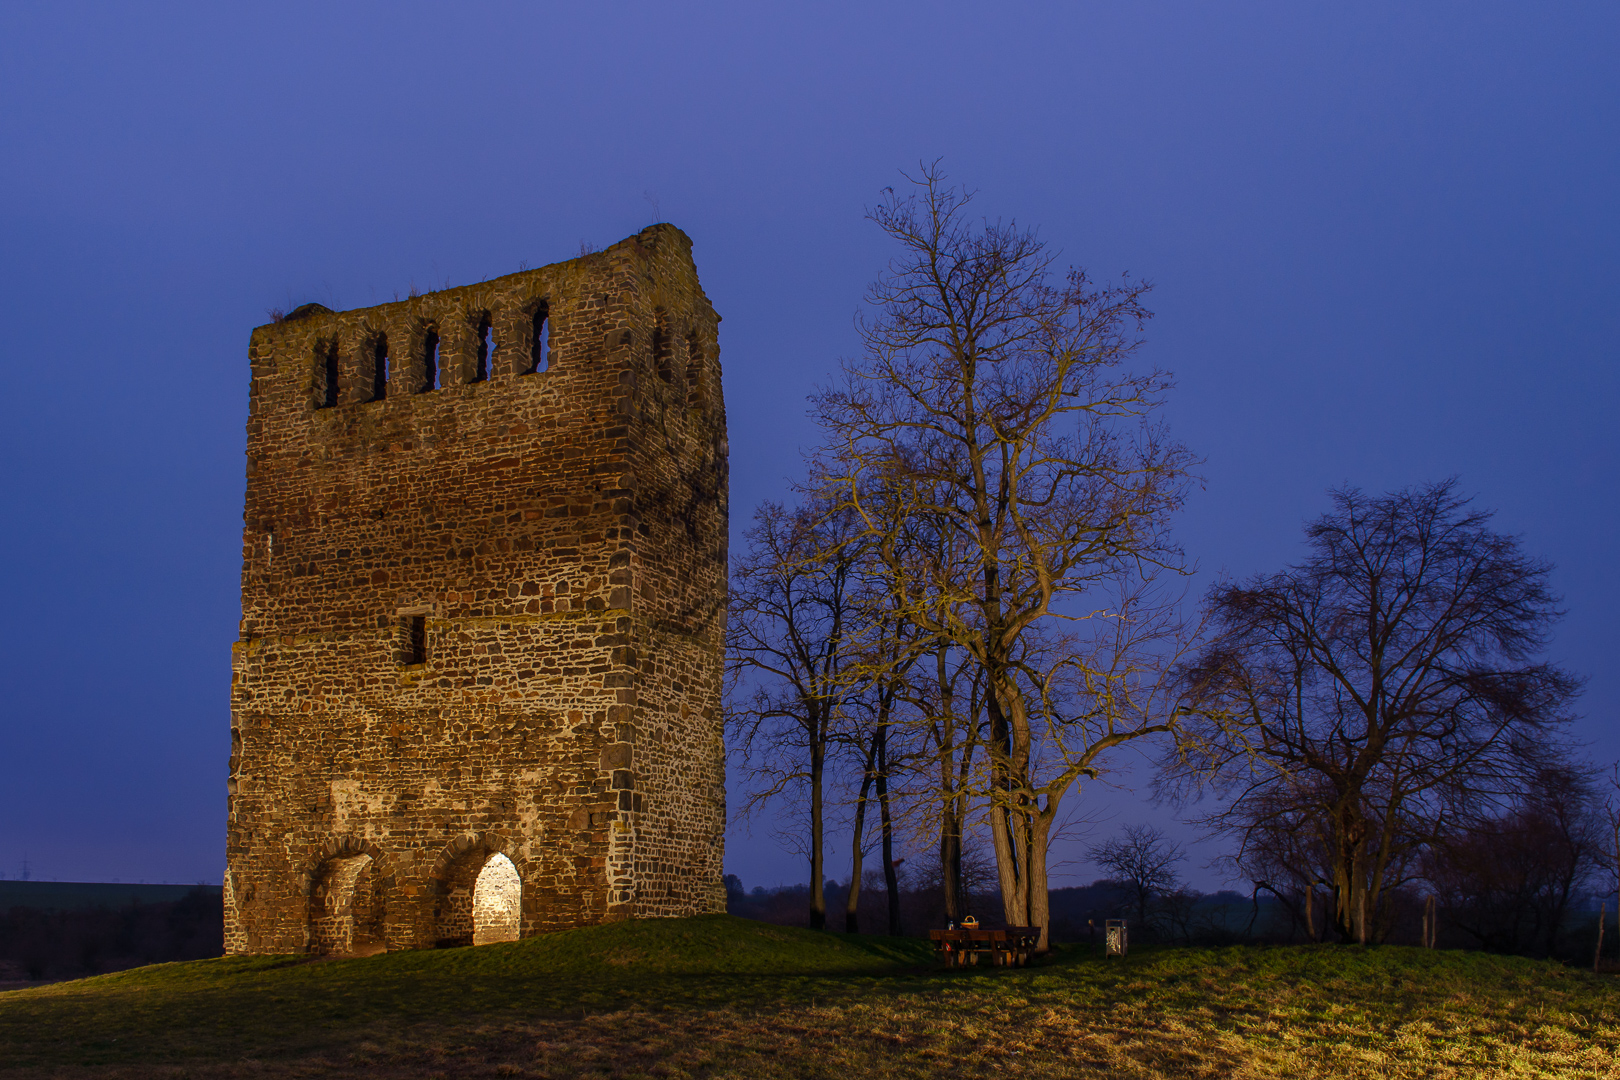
[0,3,1614,888]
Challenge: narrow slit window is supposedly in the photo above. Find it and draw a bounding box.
[685,331,703,407]
[474,314,493,382]
[372,334,390,401]
[422,328,440,392]
[528,305,549,374]
[405,615,426,665]
[653,310,672,383]
[319,341,340,408]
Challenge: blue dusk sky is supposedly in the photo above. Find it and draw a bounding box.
[0,3,1614,890]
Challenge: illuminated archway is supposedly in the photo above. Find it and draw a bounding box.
[430,838,525,947]
[472,853,521,944]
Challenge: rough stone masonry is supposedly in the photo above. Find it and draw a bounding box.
[225,225,727,955]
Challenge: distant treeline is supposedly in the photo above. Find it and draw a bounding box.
[725,873,1615,964]
[0,886,222,983]
[726,873,1256,945]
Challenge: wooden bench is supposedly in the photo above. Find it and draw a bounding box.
[928,926,1042,967]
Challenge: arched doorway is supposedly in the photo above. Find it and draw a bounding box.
[432,844,524,947]
[309,853,385,956]
[473,854,521,944]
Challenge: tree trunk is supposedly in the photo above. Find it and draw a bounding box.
[1331,803,1368,943]
[989,796,1028,930]
[985,675,1034,933]
[845,740,879,934]
[935,648,968,924]
[940,802,964,923]
[1028,810,1053,949]
[1596,901,1607,973]
[876,725,901,936]
[809,739,826,931]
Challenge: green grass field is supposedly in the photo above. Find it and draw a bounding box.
[2,914,1616,1078]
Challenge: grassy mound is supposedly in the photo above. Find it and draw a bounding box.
[0,915,931,1070]
[3,915,1618,1078]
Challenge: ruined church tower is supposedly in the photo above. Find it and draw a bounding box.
[225,225,727,954]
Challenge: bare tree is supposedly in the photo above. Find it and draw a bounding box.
[1597,762,1620,961]
[726,500,865,930]
[921,637,984,923]
[859,491,985,926]
[813,164,1196,947]
[1173,480,1582,944]
[1421,764,1602,956]
[840,595,922,935]
[1088,823,1185,930]
[1212,778,1344,941]
[842,730,882,934]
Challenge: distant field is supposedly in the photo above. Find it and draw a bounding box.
[1,914,1615,1078]
[0,881,220,912]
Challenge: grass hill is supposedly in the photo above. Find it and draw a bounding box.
[1,913,1617,1078]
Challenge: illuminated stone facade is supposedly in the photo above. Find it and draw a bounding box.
[225,225,727,955]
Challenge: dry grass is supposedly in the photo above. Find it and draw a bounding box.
[2,916,1617,1078]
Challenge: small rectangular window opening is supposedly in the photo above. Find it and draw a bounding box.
[405,615,426,665]
[528,305,549,374]
[422,328,440,392]
[474,315,493,382]
[319,341,340,408]
[372,334,390,401]
[685,331,703,407]
[653,310,672,383]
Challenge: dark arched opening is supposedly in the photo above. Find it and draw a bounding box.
[309,853,385,956]
[421,327,440,392]
[317,340,340,408]
[372,334,390,401]
[474,314,493,382]
[652,309,672,383]
[685,330,703,406]
[528,304,549,374]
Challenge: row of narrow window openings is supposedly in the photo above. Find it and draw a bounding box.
[316,307,549,408]
[652,310,708,407]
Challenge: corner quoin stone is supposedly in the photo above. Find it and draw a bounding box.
[224,224,728,955]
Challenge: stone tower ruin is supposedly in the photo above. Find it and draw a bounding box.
[225,225,727,955]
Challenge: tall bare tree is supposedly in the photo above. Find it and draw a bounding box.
[845,479,984,926]
[1173,480,1582,944]
[814,164,1195,947]
[921,636,984,923]
[726,500,864,930]
[840,593,922,935]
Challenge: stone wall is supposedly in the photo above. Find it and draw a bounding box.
[225,224,727,955]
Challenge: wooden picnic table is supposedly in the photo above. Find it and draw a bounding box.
[928,926,1042,967]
